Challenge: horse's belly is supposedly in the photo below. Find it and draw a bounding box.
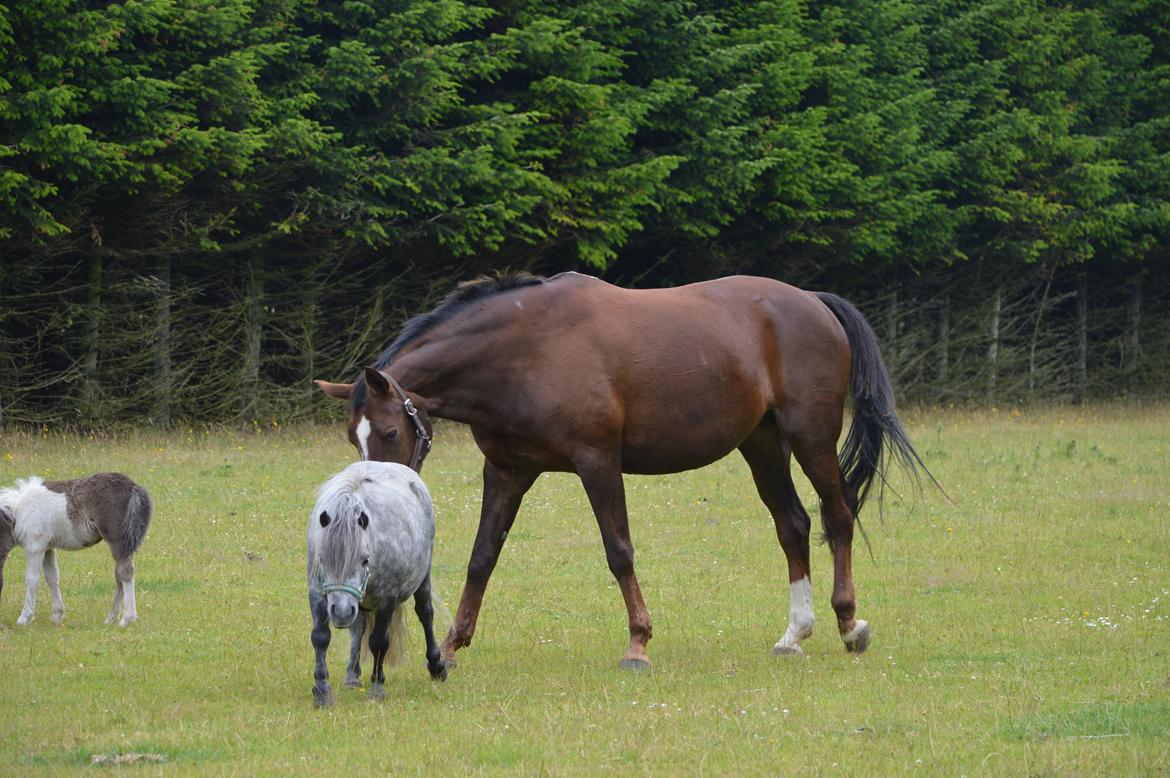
[620,421,755,475]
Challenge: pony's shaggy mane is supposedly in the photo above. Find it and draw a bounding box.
[351,271,546,409]
[0,476,46,507]
[315,472,369,580]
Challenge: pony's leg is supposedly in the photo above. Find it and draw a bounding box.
[414,574,447,681]
[344,610,366,688]
[113,556,137,627]
[739,420,816,656]
[42,549,66,625]
[309,593,334,707]
[17,547,45,625]
[789,422,870,654]
[440,460,538,667]
[576,454,653,671]
[366,606,394,702]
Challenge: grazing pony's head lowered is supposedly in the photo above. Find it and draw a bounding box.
[313,489,371,629]
[316,368,432,468]
[314,271,546,467]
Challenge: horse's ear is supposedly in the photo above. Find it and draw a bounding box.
[319,511,332,527]
[364,367,391,397]
[357,512,369,530]
[314,380,353,400]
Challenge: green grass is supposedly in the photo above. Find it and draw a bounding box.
[2,405,1169,775]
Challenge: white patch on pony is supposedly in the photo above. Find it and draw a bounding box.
[772,576,815,655]
[355,415,372,461]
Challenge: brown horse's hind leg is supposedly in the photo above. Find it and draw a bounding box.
[787,414,871,654]
[440,459,537,668]
[576,454,653,671]
[739,419,816,656]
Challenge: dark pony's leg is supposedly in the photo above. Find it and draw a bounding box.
[367,605,395,701]
[576,452,653,671]
[414,574,447,681]
[786,406,870,653]
[440,459,537,667]
[309,592,334,707]
[344,610,366,688]
[738,416,816,656]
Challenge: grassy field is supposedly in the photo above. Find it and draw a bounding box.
[1,405,1168,775]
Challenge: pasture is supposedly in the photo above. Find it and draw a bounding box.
[1,405,1168,774]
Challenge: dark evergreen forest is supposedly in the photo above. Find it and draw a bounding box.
[2,0,1167,427]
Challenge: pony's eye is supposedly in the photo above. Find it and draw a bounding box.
[362,558,369,567]
[384,429,398,441]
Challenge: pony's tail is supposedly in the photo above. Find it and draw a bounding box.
[359,604,409,667]
[117,484,153,558]
[814,292,942,519]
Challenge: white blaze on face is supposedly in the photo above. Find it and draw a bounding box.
[355,415,372,461]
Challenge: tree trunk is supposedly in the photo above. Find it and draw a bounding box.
[153,256,173,427]
[81,255,103,420]
[987,284,1001,404]
[885,284,899,381]
[240,248,265,422]
[938,294,950,396]
[1126,268,1144,381]
[301,268,320,418]
[1029,267,1054,398]
[1075,270,1088,403]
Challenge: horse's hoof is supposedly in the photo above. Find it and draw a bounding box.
[429,661,448,682]
[367,684,385,703]
[439,648,458,669]
[620,658,652,673]
[843,620,871,654]
[312,687,334,708]
[772,642,804,657]
[343,676,362,689]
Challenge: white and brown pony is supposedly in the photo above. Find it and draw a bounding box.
[0,473,152,627]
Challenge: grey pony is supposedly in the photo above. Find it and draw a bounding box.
[306,460,447,706]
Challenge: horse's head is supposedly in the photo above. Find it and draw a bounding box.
[315,367,432,469]
[314,506,371,628]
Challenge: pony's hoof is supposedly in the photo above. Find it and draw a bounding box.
[366,684,385,703]
[772,642,804,657]
[51,614,66,626]
[620,657,652,673]
[16,615,31,626]
[843,620,871,654]
[104,615,116,625]
[118,616,137,628]
[439,647,458,669]
[312,687,334,708]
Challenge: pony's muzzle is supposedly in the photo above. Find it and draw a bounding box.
[328,597,359,628]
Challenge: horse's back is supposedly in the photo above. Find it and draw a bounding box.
[512,275,852,472]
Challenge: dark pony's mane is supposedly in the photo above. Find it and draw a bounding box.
[351,271,546,408]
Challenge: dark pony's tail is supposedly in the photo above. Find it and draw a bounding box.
[117,483,153,558]
[814,292,940,518]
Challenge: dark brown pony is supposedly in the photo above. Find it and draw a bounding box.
[317,271,930,670]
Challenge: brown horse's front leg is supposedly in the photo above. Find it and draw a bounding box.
[440,460,536,667]
[577,457,653,671]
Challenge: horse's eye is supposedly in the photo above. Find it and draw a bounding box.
[385,429,398,441]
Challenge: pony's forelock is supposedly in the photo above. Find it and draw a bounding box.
[315,477,369,579]
[0,476,47,509]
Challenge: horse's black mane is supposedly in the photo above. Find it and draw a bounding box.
[351,271,546,406]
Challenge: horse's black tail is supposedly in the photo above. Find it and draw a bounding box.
[117,483,153,558]
[814,292,941,518]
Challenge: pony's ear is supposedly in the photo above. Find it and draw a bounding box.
[319,511,332,527]
[364,367,391,397]
[0,505,13,530]
[314,380,353,400]
[357,512,369,530]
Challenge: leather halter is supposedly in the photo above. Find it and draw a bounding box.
[375,369,432,471]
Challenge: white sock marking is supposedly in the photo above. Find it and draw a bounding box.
[775,576,815,651]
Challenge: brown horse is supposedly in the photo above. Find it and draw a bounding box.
[316,271,931,670]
